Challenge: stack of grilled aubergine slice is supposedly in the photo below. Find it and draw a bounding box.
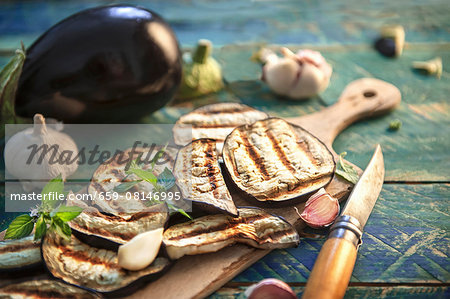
[1,103,336,297]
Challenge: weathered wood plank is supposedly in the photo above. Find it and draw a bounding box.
[210,285,450,299]
[230,184,450,284]
[214,44,450,182]
[0,0,449,50]
[0,184,448,287]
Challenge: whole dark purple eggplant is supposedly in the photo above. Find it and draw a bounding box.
[15,5,182,123]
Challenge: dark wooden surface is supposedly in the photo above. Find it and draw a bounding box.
[0,0,449,298]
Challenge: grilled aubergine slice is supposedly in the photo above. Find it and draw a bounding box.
[0,236,42,275]
[69,201,169,251]
[173,103,268,152]
[87,146,178,215]
[0,280,100,299]
[163,207,299,259]
[223,118,335,203]
[173,139,238,216]
[42,230,170,297]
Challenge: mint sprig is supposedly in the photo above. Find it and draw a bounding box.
[4,175,83,241]
[335,152,360,184]
[114,149,190,219]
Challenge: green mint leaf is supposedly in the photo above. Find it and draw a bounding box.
[113,180,142,193]
[336,152,360,184]
[34,215,47,240]
[54,205,83,222]
[388,119,402,131]
[41,174,66,209]
[167,202,192,220]
[151,144,168,170]
[128,168,158,187]
[125,159,140,173]
[4,214,34,239]
[157,167,176,190]
[51,216,72,241]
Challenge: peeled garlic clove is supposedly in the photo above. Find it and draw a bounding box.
[245,278,297,299]
[118,227,164,271]
[300,188,339,229]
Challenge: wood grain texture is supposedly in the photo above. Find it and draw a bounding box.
[302,238,357,299]
[211,285,450,299]
[216,44,450,182]
[0,0,449,50]
[0,0,449,298]
[117,78,393,299]
[232,184,450,285]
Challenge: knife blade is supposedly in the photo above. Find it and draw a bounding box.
[302,145,384,299]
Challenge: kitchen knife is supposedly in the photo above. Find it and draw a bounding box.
[302,144,384,299]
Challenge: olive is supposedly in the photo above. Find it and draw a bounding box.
[15,5,182,123]
[374,37,396,57]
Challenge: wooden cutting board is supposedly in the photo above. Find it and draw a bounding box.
[129,78,401,299]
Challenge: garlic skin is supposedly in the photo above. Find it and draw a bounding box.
[300,188,340,229]
[4,114,78,191]
[118,227,164,271]
[261,48,332,100]
[245,278,297,299]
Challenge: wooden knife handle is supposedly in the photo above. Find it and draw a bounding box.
[302,237,357,299]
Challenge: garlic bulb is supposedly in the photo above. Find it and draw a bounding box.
[4,114,78,191]
[261,47,332,100]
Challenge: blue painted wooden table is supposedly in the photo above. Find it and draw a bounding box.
[0,0,449,298]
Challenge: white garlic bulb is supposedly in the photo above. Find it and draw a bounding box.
[261,47,332,100]
[4,114,78,191]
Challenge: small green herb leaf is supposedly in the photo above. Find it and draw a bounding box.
[52,216,72,241]
[41,174,66,209]
[113,180,142,193]
[157,167,176,190]
[54,205,83,222]
[4,214,34,239]
[167,203,192,220]
[388,119,402,131]
[336,152,360,185]
[34,215,47,241]
[128,168,158,187]
[151,144,168,170]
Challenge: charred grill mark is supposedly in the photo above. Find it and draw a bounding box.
[265,127,297,175]
[238,128,271,180]
[296,139,317,165]
[166,214,268,241]
[55,242,120,270]
[74,223,134,241]
[0,242,39,254]
[204,142,220,197]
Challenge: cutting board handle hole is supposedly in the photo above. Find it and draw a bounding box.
[363,90,377,98]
